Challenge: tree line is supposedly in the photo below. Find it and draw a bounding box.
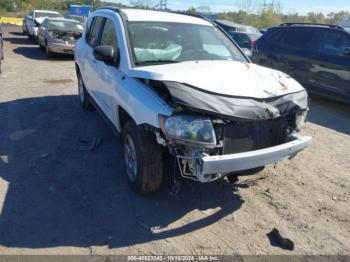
[1,0,349,29]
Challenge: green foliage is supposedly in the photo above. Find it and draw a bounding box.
[1,0,349,30]
[0,0,120,12]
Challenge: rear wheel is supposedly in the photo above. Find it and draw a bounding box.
[122,120,163,194]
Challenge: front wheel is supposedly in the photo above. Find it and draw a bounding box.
[39,39,44,51]
[122,120,163,194]
[45,43,54,58]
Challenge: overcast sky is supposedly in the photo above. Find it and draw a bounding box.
[111,0,350,14]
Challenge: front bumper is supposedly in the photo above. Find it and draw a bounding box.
[48,43,75,55]
[201,135,312,175]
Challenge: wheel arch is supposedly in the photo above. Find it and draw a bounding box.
[75,62,81,75]
[117,106,133,132]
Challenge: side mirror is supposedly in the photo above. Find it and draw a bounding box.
[344,47,350,56]
[242,48,252,58]
[93,45,118,65]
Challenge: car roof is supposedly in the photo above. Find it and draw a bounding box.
[96,8,212,26]
[46,18,81,23]
[34,10,61,14]
[215,20,250,29]
[276,23,348,32]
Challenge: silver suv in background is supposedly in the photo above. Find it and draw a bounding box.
[38,18,83,56]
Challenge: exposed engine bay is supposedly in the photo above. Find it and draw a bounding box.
[50,30,82,43]
[141,78,309,182]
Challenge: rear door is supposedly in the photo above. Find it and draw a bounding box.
[279,28,318,86]
[254,28,288,69]
[255,27,317,87]
[311,29,350,99]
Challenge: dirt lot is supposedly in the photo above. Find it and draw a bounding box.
[0,26,350,256]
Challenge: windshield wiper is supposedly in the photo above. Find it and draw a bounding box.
[135,60,179,66]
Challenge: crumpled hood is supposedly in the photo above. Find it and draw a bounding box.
[34,17,45,25]
[128,60,304,99]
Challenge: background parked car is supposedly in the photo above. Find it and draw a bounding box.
[65,15,87,26]
[227,31,261,50]
[253,23,350,103]
[25,10,63,42]
[22,17,28,35]
[38,18,83,56]
[215,20,262,49]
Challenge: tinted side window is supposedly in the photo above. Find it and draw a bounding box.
[283,28,315,50]
[100,19,118,50]
[318,30,350,56]
[85,17,94,41]
[88,17,105,47]
[267,29,287,45]
[232,33,250,43]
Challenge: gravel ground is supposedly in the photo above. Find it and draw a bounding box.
[0,26,350,256]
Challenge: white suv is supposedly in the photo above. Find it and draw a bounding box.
[74,7,312,193]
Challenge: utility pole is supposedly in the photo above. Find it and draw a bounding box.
[262,0,275,11]
[159,0,167,10]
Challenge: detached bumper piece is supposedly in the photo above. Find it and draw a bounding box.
[201,135,312,175]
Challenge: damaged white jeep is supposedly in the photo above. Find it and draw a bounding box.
[74,7,312,193]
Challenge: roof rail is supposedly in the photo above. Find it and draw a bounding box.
[95,6,121,13]
[279,22,344,30]
[169,11,215,24]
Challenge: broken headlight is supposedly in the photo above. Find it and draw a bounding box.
[295,110,308,128]
[159,115,216,147]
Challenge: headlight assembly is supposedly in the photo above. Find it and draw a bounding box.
[159,115,216,147]
[295,110,308,128]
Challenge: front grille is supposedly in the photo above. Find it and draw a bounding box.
[223,117,288,154]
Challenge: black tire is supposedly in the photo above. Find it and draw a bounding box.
[45,43,53,57]
[77,72,94,110]
[122,120,163,194]
[39,39,44,51]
